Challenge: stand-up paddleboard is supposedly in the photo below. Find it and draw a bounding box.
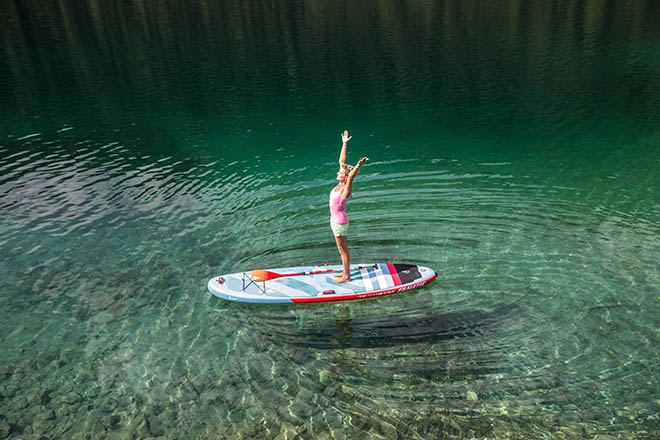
[207,263,436,304]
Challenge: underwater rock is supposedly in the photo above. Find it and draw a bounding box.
[466,390,478,400]
[55,350,77,369]
[289,396,313,419]
[36,351,58,369]
[104,431,134,440]
[1,384,17,398]
[15,398,29,410]
[245,406,262,421]
[177,383,198,403]
[40,389,53,405]
[72,431,95,440]
[3,365,16,378]
[319,369,331,385]
[378,420,400,439]
[35,408,55,421]
[296,387,315,406]
[126,414,150,438]
[31,417,56,436]
[61,391,82,405]
[105,414,121,429]
[0,421,11,439]
[85,416,110,439]
[55,405,70,418]
[27,388,52,406]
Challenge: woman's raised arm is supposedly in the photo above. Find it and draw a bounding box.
[339,130,351,167]
[342,157,369,199]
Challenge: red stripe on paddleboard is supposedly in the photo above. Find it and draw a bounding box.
[386,263,402,286]
[290,273,437,304]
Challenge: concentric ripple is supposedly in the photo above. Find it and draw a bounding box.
[1,127,659,438]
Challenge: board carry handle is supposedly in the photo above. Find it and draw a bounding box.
[250,264,376,282]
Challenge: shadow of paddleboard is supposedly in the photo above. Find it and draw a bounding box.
[259,303,520,350]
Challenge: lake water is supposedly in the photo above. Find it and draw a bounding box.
[1,1,659,439]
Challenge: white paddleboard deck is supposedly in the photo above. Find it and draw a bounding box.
[207,263,436,304]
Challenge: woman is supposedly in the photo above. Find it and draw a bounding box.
[330,130,369,283]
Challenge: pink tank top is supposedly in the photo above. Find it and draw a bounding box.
[329,187,349,224]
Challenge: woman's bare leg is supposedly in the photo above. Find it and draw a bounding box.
[333,235,351,282]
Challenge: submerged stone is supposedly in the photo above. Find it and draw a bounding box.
[0,421,10,439]
[35,408,55,420]
[3,365,16,378]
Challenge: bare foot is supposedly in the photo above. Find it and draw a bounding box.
[333,275,351,283]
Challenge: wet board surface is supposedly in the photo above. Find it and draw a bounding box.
[207,263,437,304]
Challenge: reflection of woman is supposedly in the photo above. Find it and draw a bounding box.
[330,130,369,283]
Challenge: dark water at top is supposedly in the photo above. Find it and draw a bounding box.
[1,1,659,439]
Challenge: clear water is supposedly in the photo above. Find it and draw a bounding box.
[1,1,659,439]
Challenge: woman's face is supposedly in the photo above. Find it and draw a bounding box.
[336,166,349,182]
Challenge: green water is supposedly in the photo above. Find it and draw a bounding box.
[1,1,659,438]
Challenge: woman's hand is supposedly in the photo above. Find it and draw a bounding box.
[341,130,352,144]
[356,157,369,166]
